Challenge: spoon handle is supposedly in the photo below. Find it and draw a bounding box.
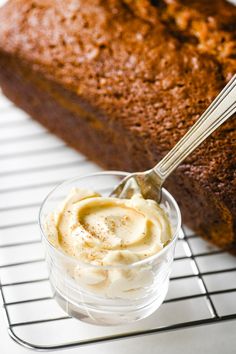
[154,74,236,182]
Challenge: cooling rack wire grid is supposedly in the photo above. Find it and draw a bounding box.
[0,92,236,350]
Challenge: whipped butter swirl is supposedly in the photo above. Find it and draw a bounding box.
[45,188,172,299]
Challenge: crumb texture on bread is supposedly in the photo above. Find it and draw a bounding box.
[0,0,235,250]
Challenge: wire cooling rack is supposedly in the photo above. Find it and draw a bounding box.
[0,92,236,351]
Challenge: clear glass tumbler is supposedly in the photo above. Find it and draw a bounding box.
[39,171,181,326]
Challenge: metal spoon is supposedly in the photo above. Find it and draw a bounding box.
[111,74,236,202]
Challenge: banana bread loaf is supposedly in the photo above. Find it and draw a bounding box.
[0,0,235,250]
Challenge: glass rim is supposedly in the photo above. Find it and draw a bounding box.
[39,171,182,270]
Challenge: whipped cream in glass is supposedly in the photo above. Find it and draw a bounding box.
[40,172,181,325]
[45,188,172,299]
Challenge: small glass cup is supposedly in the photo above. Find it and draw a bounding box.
[39,171,181,326]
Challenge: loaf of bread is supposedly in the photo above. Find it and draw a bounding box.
[0,0,235,250]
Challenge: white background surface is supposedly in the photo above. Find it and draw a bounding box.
[1,316,236,354]
[0,0,236,352]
